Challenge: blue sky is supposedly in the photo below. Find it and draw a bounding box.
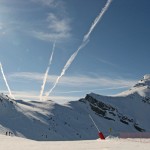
[0,0,150,103]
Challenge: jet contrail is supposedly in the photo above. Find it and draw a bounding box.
[39,42,56,100]
[45,41,89,97]
[83,0,112,42]
[0,62,15,99]
[46,0,112,98]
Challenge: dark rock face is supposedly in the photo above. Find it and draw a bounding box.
[142,97,150,104]
[84,94,145,132]
[134,123,145,132]
[85,94,115,112]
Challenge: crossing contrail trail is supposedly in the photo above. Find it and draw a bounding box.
[46,0,112,98]
[39,42,56,100]
[0,62,15,99]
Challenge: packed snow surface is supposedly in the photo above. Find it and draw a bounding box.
[0,135,149,150]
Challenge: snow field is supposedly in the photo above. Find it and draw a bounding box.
[0,135,149,150]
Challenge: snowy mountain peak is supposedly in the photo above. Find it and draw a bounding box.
[116,75,150,97]
[144,74,150,80]
[133,74,150,90]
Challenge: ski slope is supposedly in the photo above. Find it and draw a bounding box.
[0,135,149,150]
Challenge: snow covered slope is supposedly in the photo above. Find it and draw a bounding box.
[85,75,150,133]
[0,75,150,141]
[0,135,150,150]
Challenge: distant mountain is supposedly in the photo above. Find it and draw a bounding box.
[0,75,150,140]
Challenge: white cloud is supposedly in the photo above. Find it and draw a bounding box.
[9,72,137,88]
[0,22,7,36]
[1,0,71,42]
[1,90,80,104]
[32,12,71,42]
[0,23,2,30]
[30,0,66,10]
[32,30,70,42]
[29,0,71,42]
[31,0,56,7]
[54,86,131,94]
[97,58,118,68]
[47,13,71,33]
[9,72,44,81]
[5,72,138,103]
